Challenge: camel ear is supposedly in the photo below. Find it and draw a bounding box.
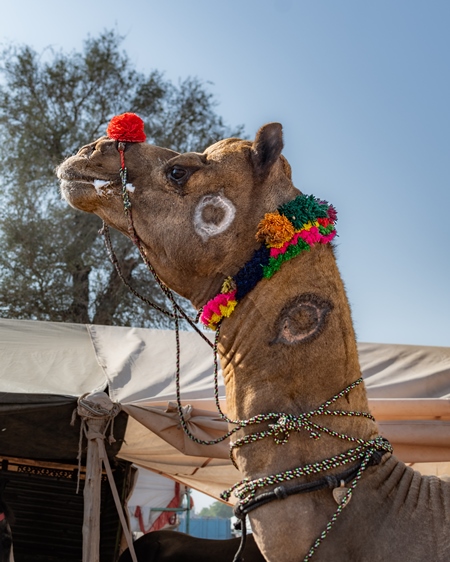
[251,123,284,179]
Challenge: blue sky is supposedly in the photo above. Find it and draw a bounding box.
[2,0,449,347]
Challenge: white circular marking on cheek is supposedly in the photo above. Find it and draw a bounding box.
[193,194,236,241]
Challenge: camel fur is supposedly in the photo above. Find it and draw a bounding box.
[57,123,450,561]
[118,531,264,562]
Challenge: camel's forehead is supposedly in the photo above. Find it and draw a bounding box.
[203,137,252,159]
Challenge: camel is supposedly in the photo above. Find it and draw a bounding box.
[118,531,264,562]
[57,114,450,561]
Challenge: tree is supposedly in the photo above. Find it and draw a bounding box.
[0,30,244,326]
[198,501,233,519]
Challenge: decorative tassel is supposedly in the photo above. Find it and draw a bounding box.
[106,112,146,143]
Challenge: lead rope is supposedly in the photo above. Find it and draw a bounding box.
[228,440,391,562]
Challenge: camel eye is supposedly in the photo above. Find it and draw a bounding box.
[168,166,187,182]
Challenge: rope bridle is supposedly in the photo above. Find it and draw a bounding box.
[104,141,392,562]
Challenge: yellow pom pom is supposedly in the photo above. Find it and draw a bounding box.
[221,277,236,293]
[220,300,237,317]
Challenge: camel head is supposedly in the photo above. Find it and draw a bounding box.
[57,114,298,308]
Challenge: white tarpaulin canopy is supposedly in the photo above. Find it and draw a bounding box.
[127,468,181,534]
[1,317,450,503]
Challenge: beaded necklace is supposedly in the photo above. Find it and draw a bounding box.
[200,193,337,330]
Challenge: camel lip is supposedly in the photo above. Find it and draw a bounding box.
[59,176,120,204]
[56,164,114,184]
[59,178,97,193]
[59,177,93,185]
[57,169,106,183]
[58,174,116,189]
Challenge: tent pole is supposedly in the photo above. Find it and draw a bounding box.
[76,392,137,562]
[186,487,191,535]
[82,417,106,562]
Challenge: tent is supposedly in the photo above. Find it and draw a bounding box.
[1,318,450,559]
[127,468,183,535]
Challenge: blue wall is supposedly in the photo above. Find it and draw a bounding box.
[178,517,232,539]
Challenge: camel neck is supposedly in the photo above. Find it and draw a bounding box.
[216,241,379,477]
[217,243,366,410]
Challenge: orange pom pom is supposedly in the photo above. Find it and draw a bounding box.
[106,113,146,142]
[256,212,295,247]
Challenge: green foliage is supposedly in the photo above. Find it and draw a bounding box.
[0,30,244,326]
[198,501,233,519]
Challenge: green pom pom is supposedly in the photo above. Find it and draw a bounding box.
[263,238,311,279]
[279,195,329,229]
[318,224,335,235]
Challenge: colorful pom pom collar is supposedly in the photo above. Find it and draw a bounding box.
[200,194,337,330]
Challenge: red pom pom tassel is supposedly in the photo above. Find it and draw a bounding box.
[106,113,146,143]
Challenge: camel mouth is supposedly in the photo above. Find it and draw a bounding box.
[57,167,108,183]
[59,176,117,198]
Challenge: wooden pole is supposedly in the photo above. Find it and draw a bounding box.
[82,417,107,562]
[76,392,137,562]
